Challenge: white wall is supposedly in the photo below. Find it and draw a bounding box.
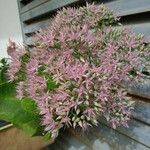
[0,0,23,58]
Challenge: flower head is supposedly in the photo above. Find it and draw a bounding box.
[7,3,150,141]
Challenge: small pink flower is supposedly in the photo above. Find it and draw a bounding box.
[26,58,38,75]
[65,62,88,80]
[60,116,71,127]
[7,39,16,57]
[7,57,21,81]
[16,82,24,99]
[52,91,69,101]
[84,108,96,118]
[110,118,119,129]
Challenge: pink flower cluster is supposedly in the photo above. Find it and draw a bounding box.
[7,39,26,81]
[7,4,149,140]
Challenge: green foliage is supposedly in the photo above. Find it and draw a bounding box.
[0,82,43,136]
[17,53,30,81]
[129,69,138,77]
[38,64,47,76]
[43,132,52,141]
[0,58,9,84]
[72,51,82,59]
[21,97,38,115]
[38,65,59,91]
[97,12,118,28]
[46,75,59,91]
[16,68,26,81]
[21,52,30,63]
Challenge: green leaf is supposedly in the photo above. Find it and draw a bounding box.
[21,97,38,115]
[0,82,16,97]
[0,58,9,84]
[21,121,40,136]
[129,69,137,77]
[38,64,47,76]
[72,51,82,59]
[43,132,52,141]
[0,58,7,64]
[21,53,30,63]
[17,68,26,81]
[46,76,58,91]
[0,82,44,137]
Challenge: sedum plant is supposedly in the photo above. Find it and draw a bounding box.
[0,4,150,141]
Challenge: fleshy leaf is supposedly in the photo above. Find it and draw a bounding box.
[46,76,58,91]
[43,132,52,141]
[0,82,44,137]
